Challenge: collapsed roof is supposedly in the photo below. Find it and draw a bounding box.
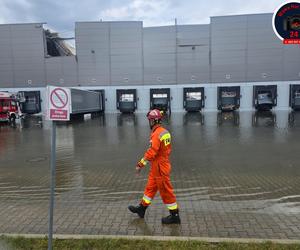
[44,29,75,56]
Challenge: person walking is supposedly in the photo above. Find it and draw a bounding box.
[128,109,180,224]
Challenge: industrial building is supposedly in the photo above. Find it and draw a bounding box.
[0,13,299,114]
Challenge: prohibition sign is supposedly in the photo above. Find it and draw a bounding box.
[50,88,68,109]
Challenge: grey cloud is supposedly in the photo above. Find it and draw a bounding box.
[0,0,288,34]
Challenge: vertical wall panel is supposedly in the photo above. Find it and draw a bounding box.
[144,26,176,85]
[211,15,247,83]
[177,25,210,84]
[76,22,110,86]
[0,25,13,87]
[11,24,46,87]
[110,22,143,86]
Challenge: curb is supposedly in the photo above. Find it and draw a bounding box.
[1,233,300,245]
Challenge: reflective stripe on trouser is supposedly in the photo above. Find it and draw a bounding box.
[166,202,178,210]
[142,194,152,205]
[141,169,177,208]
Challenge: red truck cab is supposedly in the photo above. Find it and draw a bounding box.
[0,92,22,122]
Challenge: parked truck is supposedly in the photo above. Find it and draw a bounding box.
[70,88,104,116]
[0,92,23,123]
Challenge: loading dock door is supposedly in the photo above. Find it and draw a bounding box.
[290,85,300,110]
[253,85,277,111]
[217,86,240,111]
[20,91,41,114]
[116,89,137,113]
[150,88,170,113]
[92,90,105,112]
[183,87,204,112]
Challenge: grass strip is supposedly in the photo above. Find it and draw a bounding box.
[1,236,300,250]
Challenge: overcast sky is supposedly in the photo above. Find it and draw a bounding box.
[0,0,286,37]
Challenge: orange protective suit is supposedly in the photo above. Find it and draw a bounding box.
[140,124,178,211]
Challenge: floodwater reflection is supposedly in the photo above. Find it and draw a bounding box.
[1,111,300,214]
[217,111,239,126]
[252,111,276,127]
[117,113,137,126]
[183,112,204,126]
[288,111,300,127]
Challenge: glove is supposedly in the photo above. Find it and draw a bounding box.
[136,158,148,173]
[137,161,144,169]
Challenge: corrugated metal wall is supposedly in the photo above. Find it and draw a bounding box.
[177,25,210,84]
[144,26,176,85]
[0,23,45,87]
[76,22,110,86]
[211,15,248,83]
[110,22,143,85]
[75,21,143,86]
[0,14,299,88]
[211,14,300,83]
[246,14,283,82]
[45,57,77,86]
[0,25,13,87]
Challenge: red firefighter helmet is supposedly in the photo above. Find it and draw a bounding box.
[146,109,163,120]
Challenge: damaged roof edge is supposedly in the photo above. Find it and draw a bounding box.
[44,29,75,57]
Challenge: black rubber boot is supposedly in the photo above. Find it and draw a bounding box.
[128,204,147,218]
[162,209,181,224]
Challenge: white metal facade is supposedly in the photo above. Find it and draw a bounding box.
[0,14,299,113]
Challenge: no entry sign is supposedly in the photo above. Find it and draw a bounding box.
[46,86,71,121]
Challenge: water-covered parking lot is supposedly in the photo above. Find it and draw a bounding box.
[1,111,300,239]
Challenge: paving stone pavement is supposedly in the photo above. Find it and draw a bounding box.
[1,197,300,239]
[1,113,300,239]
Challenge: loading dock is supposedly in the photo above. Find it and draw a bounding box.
[217,86,240,111]
[183,87,205,112]
[150,88,170,113]
[70,88,104,120]
[290,85,300,110]
[19,91,41,114]
[116,89,137,113]
[253,85,277,111]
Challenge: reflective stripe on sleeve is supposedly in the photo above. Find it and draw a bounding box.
[159,131,171,146]
[159,130,171,141]
[140,158,148,166]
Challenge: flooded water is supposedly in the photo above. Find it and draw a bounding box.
[1,111,300,214]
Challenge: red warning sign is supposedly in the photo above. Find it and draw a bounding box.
[50,88,69,109]
[47,86,71,121]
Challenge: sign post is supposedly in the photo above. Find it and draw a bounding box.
[48,120,56,250]
[46,86,71,250]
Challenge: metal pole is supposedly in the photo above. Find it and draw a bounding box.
[175,18,178,85]
[48,121,56,250]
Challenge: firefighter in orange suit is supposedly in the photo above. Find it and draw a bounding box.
[128,109,180,224]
